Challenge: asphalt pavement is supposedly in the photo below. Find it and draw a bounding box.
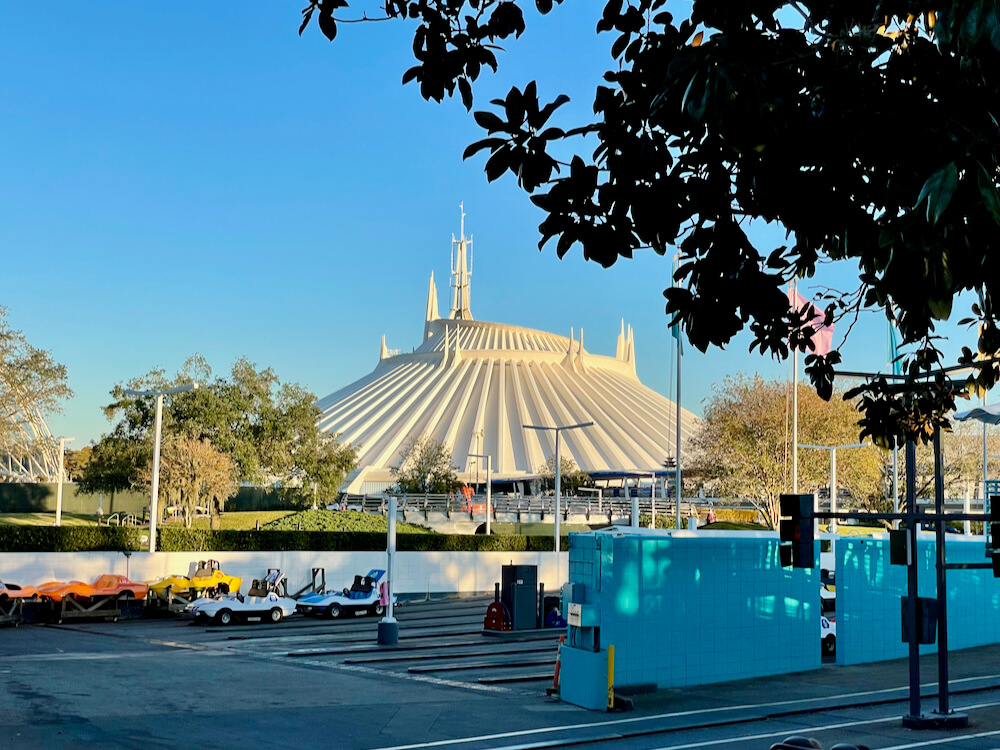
[1,596,1000,750]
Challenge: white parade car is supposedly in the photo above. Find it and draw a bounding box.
[821,615,836,655]
[296,569,393,618]
[186,571,297,625]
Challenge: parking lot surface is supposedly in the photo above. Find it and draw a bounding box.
[3,596,1000,749]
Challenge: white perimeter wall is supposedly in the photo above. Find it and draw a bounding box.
[0,551,567,596]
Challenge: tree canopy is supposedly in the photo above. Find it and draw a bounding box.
[536,455,592,496]
[691,374,884,528]
[301,1,1000,446]
[390,435,462,494]
[83,355,357,504]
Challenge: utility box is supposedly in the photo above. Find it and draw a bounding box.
[501,564,538,631]
[567,602,600,628]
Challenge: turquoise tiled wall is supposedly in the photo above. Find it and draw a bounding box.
[836,536,1000,665]
[567,531,820,689]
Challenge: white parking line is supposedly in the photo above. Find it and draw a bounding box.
[878,729,1000,749]
[3,650,225,662]
[372,687,1000,750]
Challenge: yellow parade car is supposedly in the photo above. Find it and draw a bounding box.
[148,560,242,599]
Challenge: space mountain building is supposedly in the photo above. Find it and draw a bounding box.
[317,216,701,495]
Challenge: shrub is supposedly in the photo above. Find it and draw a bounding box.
[0,526,143,552]
[262,509,434,533]
[157,529,564,552]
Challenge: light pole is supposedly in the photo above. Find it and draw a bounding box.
[123,383,199,552]
[525,422,593,554]
[798,442,867,533]
[468,452,492,535]
[55,437,76,526]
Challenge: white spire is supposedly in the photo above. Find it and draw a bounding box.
[380,334,389,361]
[616,319,625,360]
[449,203,474,321]
[424,271,439,341]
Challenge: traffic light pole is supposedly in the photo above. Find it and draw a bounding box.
[797,437,972,730]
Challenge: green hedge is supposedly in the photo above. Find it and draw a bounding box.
[0,526,143,552]
[157,528,564,552]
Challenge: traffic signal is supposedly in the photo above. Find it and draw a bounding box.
[779,493,815,569]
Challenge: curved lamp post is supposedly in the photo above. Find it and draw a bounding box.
[525,421,593,554]
[55,437,75,526]
[123,383,198,552]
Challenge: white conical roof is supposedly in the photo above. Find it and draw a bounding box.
[317,214,700,494]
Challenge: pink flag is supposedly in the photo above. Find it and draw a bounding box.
[788,288,834,356]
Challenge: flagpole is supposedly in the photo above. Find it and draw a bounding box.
[676,321,682,526]
[792,281,799,494]
[673,253,683,530]
[889,313,900,516]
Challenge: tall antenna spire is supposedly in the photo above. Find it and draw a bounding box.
[449,203,474,320]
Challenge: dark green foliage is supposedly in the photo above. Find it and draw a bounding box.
[157,528,561,552]
[300,0,1000,446]
[0,526,143,552]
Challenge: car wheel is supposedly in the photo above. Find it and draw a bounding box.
[327,603,342,619]
[269,607,283,623]
[374,603,385,616]
[119,591,134,600]
[217,608,234,626]
[823,635,836,655]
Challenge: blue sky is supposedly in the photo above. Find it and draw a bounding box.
[0,4,976,445]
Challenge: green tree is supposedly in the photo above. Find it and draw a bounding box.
[390,435,462,494]
[536,455,592,496]
[101,355,356,491]
[300,1,1000,444]
[76,436,146,511]
[691,375,884,528]
[64,445,92,482]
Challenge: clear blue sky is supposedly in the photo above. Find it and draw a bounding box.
[0,4,977,446]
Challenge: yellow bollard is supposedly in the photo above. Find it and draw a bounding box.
[607,644,615,710]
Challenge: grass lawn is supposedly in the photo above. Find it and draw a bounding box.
[0,512,99,527]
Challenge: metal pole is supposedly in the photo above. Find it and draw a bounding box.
[650,473,656,529]
[554,430,562,554]
[893,445,900,523]
[792,353,799,493]
[55,437,72,526]
[905,439,922,722]
[149,394,164,554]
[934,428,950,716]
[830,448,838,534]
[675,327,683,527]
[628,481,638,528]
[378,495,399,645]
[486,455,492,536]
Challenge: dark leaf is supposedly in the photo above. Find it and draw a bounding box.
[473,110,507,133]
[318,10,338,41]
[463,137,505,160]
[915,162,958,225]
[458,77,473,111]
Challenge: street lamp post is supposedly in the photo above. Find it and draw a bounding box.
[525,422,593,554]
[798,442,867,533]
[55,437,76,526]
[468,452,492,535]
[123,383,199,552]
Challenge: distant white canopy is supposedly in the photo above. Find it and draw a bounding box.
[317,211,701,495]
[954,404,1000,425]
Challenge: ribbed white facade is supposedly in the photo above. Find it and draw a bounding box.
[317,216,701,494]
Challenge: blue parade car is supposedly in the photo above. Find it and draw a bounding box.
[296,569,395,618]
